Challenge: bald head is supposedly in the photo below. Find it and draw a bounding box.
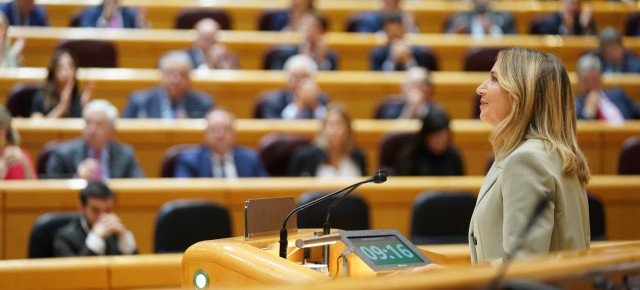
[194,18,220,51]
[405,67,430,86]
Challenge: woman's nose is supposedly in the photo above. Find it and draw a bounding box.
[476,81,487,95]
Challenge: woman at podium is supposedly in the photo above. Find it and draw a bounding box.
[469,47,591,264]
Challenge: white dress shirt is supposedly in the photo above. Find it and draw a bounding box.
[316,157,361,178]
[210,151,238,178]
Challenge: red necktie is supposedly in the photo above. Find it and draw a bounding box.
[597,108,607,121]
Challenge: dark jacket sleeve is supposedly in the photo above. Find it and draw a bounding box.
[619,90,640,119]
[370,47,386,71]
[79,6,101,27]
[30,90,46,116]
[122,145,145,178]
[122,93,140,118]
[287,145,324,177]
[44,148,76,179]
[53,221,97,257]
[260,91,287,119]
[351,147,368,176]
[174,152,197,178]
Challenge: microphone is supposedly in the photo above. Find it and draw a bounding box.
[486,194,551,290]
[278,170,388,259]
[320,169,388,262]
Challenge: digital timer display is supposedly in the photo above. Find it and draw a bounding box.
[339,229,430,272]
[347,235,425,266]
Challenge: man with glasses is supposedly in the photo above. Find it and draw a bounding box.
[122,50,214,119]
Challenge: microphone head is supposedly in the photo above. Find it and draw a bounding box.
[373,169,388,184]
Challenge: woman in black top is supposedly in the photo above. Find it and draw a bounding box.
[31,49,93,118]
[395,105,464,176]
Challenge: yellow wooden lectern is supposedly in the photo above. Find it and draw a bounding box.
[182,230,640,289]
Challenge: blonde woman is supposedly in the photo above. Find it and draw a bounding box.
[468,48,591,264]
[287,104,367,178]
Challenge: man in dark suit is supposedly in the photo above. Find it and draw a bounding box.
[370,12,433,71]
[597,27,640,73]
[378,67,438,119]
[532,0,595,35]
[186,18,238,70]
[443,0,517,35]
[0,0,48,26]
[355,0,417,33]
[174,108,268,178]
[268,12,338,71]
[45,100,145,180]
[122,50,214,119]
[259,54,329,119]
[79,0,144,28]
[575,54,640,122]
[53,182,137,257]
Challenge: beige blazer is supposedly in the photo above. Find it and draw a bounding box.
[468,139,590,264]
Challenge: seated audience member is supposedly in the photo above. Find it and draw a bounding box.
[187,18,238,70]
[0,105,36,179]
[31,50,93,118]
[0,0,48,26]
[597,27,640,73]
[370,12,431,71]
[54,182,137,257]
[174,108,268,178]
[378,67,437,119]
[79,0,147,28]
[267,0,315,32]
[123,50,214,119]
[395,105,464,176]
[269,12,338,71]
[259,54,329,119]
[0,11,23,67]
[288,104,367,177]
[356,0,418,33]
[45,100,145,180]
[443,0,517,36]
[533,0,595,35]
[575,54,640,122]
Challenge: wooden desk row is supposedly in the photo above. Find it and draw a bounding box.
[16,0,640,34]
[2,68,640,121]
[1,176,639,261]
[11,118,640,179]
[0,254,182,289]
[9,27,640,71]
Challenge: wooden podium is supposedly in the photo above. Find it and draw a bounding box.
[182,231,640,289]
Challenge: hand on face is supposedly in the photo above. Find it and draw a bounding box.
[390,40,411,64]
[406,87,425,106]
[584,90,601,117]
[295,79,320,109]
[0,146,25,168]
[579,4,593,30]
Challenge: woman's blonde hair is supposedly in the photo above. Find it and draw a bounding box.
[491,47,590,185]
[315,103,353,154]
